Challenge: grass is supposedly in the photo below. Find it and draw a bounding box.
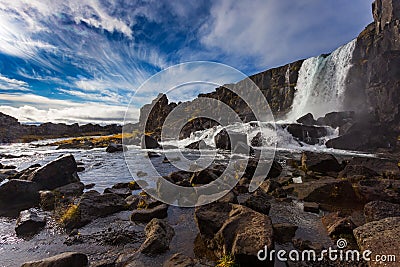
[216,254,238,267]
[50,132,136,148]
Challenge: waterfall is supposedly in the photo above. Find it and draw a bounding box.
[286,39,356,121]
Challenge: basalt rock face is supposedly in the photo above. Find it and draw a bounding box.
[138,60,304,139]
[0,112,122,143]
[343,0,400,150]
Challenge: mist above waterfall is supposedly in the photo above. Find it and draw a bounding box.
[286,39,357,121]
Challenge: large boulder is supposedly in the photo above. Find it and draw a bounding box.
[15,209,46,236]
[338,164,379,179]
[141,135,160,149]
[185,140,208,150]
[301,151,342,173]
[250,132,264,147]
[243,190,272,215]
[296,113,317,126]
[353,217,400,266]
[284,178,359,210]
[214,128,247,150]
[130,204,169,223]
[316,111,355,128]
[195,203,274,267]
[62,190,126,228]
[212,205,274,267]
[285,124,328,145]
[194,202,233,239]
[0,179,40,217]
[21,252,88,267]
[26,154,80,190]
[106,143,127,153]
[53,182,84,198]
[140,218,175,254]
[364,200,400,222]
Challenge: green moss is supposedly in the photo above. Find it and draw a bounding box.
[58,204,79,226]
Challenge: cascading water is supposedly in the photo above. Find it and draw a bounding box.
[286,39,356,121]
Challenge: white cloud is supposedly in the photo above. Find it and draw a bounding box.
[0,93,137,124]
[0,75,30,91]
[200,0,373,69]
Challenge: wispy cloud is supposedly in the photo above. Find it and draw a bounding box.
[0,74,30,91]
[0,93,137,124]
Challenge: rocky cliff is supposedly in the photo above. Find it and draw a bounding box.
[0,112,122,143]
[337,0,400,150]
[139,60,304,138]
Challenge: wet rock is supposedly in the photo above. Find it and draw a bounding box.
[163,253,197,267]
[353,217,400,266]
[271,187,287,199]
[106,143,127,153]
[243,191,272,214]
[39,191,55,211]
[130,204,168,223]
[15,209,46,236]
[364,200,400,222]
[194,202,233,238]
[212,205,274,267]
[112,181,141,190]
[296,113,317,126]
[104,187,132,198]
[84,183,95,189]
[0,179,40,217]
[259,179,281,193]
[303,202,319,213]
[285,123,328,145]
[316,111,355,128]
[214,128,247,150]
[77,166,85,172]
[125,195,141,210]
[0,169,17,180]
[141,135,160,149]
[355,178,400,203]
[233,141,254,155]
[26,154,80,190]
[217,191,238,204]
[292,238,323,252]
[64,191,126,228]
[273,223,298,243]
[301,151,342,173]
[140,218,175,254]
[185,140,208,150]
[20,252,88,267]
[338,164,379,179]
[242,158,282,179]
[346,157,400,178]
[147,151,161,158]
[54,182,84,198]
[321,212,356,237]
[189,168,219,185]
[251,132,264,147]
[285,178,359,210]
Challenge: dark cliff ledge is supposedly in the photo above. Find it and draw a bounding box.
[0,112,122,143]
[342,0,400,150]
[139,60,304,139]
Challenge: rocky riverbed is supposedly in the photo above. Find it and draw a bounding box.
[0,130,399,267]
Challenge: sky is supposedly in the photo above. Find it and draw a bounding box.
[0,0,374,125]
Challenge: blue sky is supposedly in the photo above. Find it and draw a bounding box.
[0,0,373,124]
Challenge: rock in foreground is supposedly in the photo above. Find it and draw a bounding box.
[21,252,88,267]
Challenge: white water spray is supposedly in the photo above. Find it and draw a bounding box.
[287,39,356,121]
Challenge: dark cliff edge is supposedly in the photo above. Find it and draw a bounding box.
[0,112,122,143]
[336,0,400,151]
[139,60,304,139]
